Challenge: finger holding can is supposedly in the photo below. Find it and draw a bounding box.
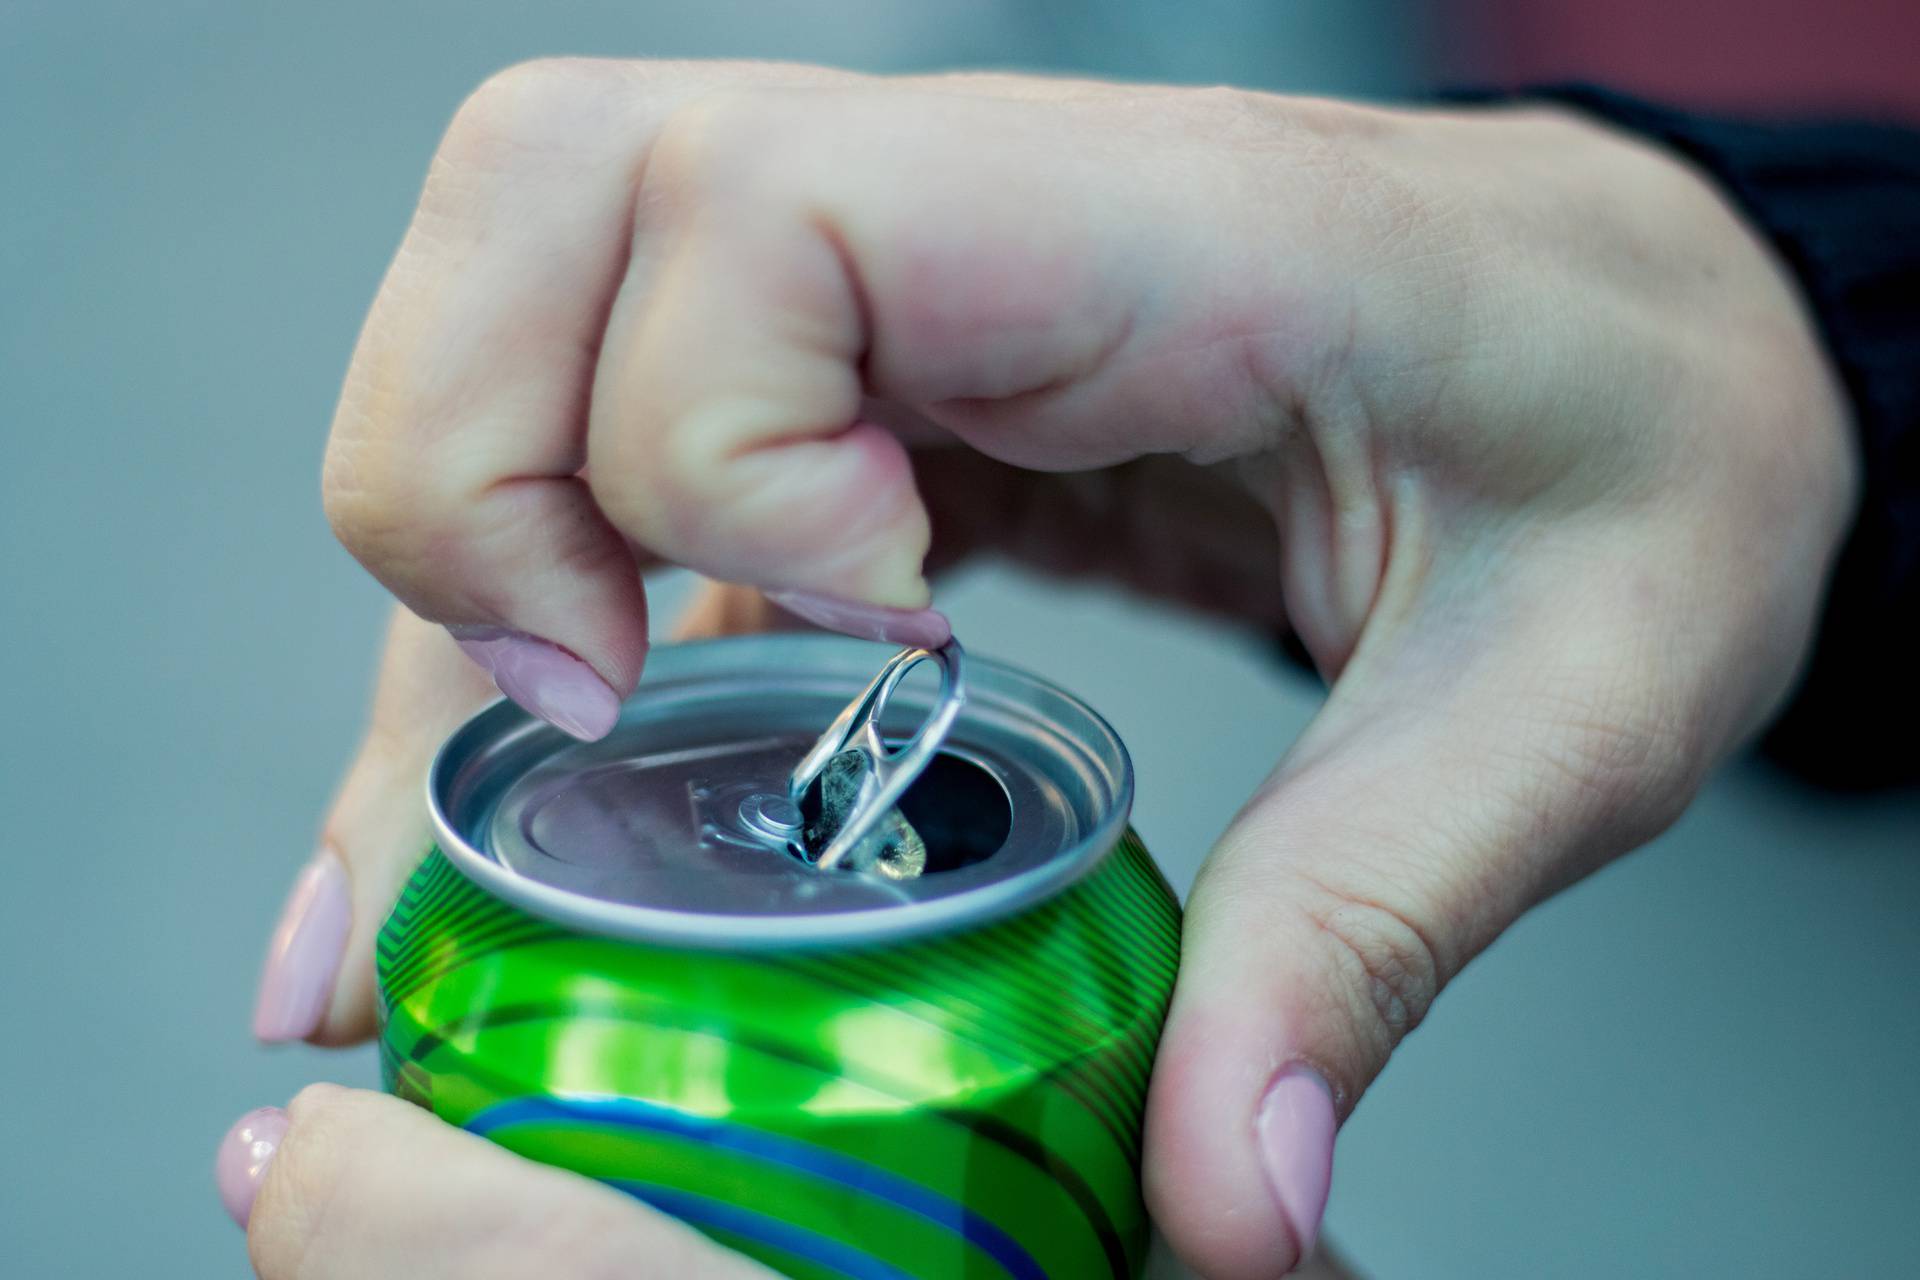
[252,610,497,1046]
[1141,540,1831,1278]
[219,1084,775,1279]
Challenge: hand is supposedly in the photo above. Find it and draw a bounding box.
[269,61,1854,1278]
[216,1085,775,1279]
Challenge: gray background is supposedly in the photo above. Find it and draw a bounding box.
[2,2,1914,1276]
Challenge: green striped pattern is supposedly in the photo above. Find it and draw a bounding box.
[377,833,1180,1279]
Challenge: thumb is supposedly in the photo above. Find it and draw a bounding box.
[1143,602,1708,1278]
[252,608,499,1046]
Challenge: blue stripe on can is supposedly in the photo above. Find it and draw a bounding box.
[469,1095,1047,1280]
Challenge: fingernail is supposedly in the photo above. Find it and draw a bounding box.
[252,849,352,1043]
[1256,1065,1336,1261]
[215,1106,288,1228]
[764,590,952,649]
[447,626,622,741]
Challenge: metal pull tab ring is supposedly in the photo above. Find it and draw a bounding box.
[788,639,967,872]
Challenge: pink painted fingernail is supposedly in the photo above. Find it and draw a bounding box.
[763,590,952,649]
[447,626,622,741]
[1256,1065,1336,1261]
[215,1106,288,1228]
[252,849,352,1043]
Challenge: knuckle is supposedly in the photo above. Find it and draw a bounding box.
[275,1086,362,1193]
[319,439,383,556]
[321,434,440,570]
[285,1081,354,1128]
[587,410,713,542]
[441,57,622,168]
[1305,887,1443,1053]
[247,1086,357,1278]
[644,89,781,201]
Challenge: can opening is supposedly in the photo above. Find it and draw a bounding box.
[795,746,1012,875]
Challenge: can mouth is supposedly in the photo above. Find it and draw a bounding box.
[810,747,1014,875]
[426,634,1133,948]
[771,742,1017,882]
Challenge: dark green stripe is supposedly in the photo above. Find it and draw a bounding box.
[382,915,559,1004]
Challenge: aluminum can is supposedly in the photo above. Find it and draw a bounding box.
[378,634,1181,1279]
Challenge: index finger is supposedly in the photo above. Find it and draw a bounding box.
[322,59,853,728]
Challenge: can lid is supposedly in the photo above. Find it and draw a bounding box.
[427,634,1133,948]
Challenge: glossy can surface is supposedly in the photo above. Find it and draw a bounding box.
[376,636,1182,1279]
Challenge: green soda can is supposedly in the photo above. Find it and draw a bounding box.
[377,633,1181,1279]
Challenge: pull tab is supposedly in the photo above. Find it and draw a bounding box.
[788,639,967,873]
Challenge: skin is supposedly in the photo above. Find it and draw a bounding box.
[249,60,1854,1279]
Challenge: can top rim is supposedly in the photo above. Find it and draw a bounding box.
[425,634,1134,948]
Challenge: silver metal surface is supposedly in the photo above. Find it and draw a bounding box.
[426,634,1133,948]
[737,792,803,842]
[788,639,966,872]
